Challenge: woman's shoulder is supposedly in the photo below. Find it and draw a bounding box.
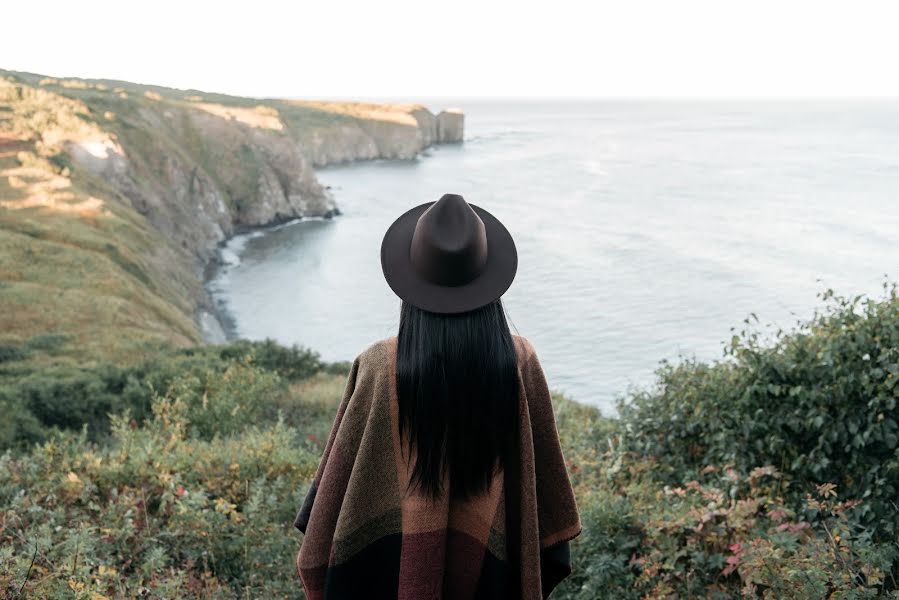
[355,337,394,364]
[511,334,537,367]
[511,333,533,353]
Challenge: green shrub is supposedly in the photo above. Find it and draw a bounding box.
[215,339,340,381]
[24,333,70,353]
[560,487,641,599]
[0,343,29,364]
[0,391,44,449]
[619,458,898,599]
[619,285,899,541]
[0,379,322,598]
[155,360,283,440]
[14,364,131,433]
[0,338,345,450]
[3,287,899,597]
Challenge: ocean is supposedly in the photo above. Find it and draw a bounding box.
[208,100,899,413]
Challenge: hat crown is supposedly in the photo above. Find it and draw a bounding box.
[410,193,488,286]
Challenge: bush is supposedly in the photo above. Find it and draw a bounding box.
[215,339,336,381]
[619,285,899,542]
[24,333,70,353]
[3,288,899,597]
[155,359,283,440]
[621,458,898,598]
[0,343,29,364]
[562,487,641,599]
[0,391,44,450]
[0,338,346,450]
[0,374,323,598]
[13,364,138,440]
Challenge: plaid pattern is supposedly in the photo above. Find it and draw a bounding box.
[295,335,581,599]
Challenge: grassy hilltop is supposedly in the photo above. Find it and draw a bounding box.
[1,70,897,598]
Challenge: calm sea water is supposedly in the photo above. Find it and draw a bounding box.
[208,100,899,413]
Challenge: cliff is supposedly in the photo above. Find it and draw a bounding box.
[288,101,463,165]
[437,109,465,143]
[0,69,464,363]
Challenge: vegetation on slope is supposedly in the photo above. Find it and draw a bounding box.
[0,80,204,365]
[0,341,348,598]
[1,287,897,598]
[565,284,899,599]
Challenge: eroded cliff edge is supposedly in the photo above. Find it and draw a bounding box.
[0,69,464,362]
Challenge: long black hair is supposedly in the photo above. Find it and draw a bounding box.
[396,297,520,502]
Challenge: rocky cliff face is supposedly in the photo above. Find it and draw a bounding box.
[0,69,464,357]
[291,101,460,166]
[2,72,465,266]
[65,99,333,266]
[437,109,465,143]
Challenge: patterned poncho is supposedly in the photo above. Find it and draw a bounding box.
[294,334,582,599]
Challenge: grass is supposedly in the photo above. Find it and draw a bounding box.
[0,156,201,367]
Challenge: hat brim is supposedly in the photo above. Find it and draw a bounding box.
[381,201,517,314]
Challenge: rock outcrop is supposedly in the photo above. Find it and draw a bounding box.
[437,109,465,142]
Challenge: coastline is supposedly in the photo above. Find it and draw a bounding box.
[201,215,335,343]
[0,68,464,360]
[200,153,454,346]
[172,102,467,346]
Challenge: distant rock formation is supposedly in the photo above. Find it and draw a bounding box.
[292,101,463,166]
[437,109,465,142]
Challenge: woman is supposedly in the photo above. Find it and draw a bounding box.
[294,193,581,599]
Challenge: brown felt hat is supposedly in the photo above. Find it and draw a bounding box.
[380,193,518,314]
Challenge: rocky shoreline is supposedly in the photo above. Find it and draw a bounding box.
[199,213,341,344]
[191,104,464,341]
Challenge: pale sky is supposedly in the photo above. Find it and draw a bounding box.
[3,0,898,99]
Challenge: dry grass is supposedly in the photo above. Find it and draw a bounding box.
[286,99,426,126]
[281,372,347,432]
[290,371,347,409]
[0,143,200,366]
[192,102,284,130]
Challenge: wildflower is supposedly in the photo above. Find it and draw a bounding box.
[816,482,838,498]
